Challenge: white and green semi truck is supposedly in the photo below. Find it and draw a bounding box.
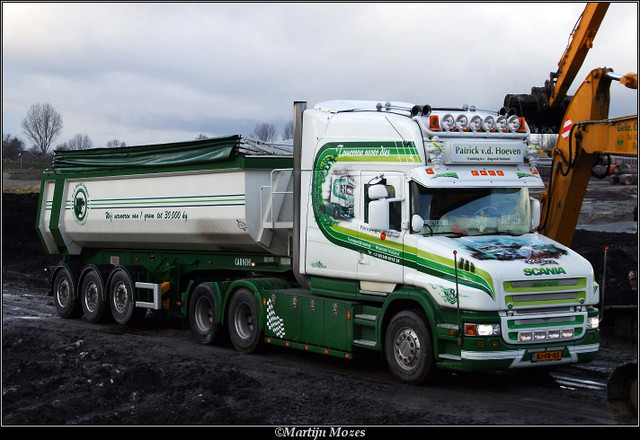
[37,100,600,384]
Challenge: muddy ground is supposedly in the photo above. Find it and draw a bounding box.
[2,183,638,429]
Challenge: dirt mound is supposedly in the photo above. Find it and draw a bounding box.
[2,192,59,285]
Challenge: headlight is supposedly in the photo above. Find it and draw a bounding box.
[441,114,455,131]
[482,116,495,131]
[469,115,482,131]
[455,114,468,131]
[587,316,600,329]
[464,323,500,337]
[507,115,521,132]
[496,115,508,131]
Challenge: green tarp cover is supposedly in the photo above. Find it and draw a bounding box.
[52,135,241,173]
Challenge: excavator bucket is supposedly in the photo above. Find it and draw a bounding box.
[606,361,638,424]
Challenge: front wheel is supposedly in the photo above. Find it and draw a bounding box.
[227,288,262,353]
[384,310,434,385]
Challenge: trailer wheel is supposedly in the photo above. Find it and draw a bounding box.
[108,269,145,325]
[53,267,81,319]
[80,268,107,323]
[228,288,262,353]
[384,310,434,385]
[189,283,223,345]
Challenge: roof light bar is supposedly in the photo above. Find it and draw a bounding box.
[412,103,526,133]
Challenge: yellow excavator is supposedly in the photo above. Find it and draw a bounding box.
[504,2,637,246]
[503,2,637,425]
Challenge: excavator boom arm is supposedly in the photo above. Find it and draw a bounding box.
[549,3,609,107]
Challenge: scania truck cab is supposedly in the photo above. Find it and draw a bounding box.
[295,100,599,383]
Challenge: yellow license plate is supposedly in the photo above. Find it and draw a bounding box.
[532,351,562,362]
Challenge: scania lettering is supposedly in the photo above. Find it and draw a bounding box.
[524,267,568,276]
[37,100,600,384]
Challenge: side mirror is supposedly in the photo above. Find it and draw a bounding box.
[411,214,424,233]
[530,197,541,231]
[368,184,389,200]
[369,199,389,231]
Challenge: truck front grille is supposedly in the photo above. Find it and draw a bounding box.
[501,277,589,344]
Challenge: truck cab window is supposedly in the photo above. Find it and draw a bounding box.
[410,182,531,236]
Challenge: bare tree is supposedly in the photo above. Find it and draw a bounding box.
[68,133,93,150]
[21,103,63,155]
[252,122,277,142]
[106,139,127,148]
[282,120,294,140]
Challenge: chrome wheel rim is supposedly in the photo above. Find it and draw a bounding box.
[393,327,421,371]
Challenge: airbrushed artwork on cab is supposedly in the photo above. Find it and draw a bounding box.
[460,235,568,265]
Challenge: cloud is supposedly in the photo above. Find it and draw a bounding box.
[2,2,637,148]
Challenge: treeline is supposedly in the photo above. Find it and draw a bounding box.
[3,102,293,162]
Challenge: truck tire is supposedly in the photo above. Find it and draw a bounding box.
[384,310,434,385]
[80,267,108,323]
[189,283,223,345]
[52,266,81,319]
[227,288,262,353]
[108,268,145,325]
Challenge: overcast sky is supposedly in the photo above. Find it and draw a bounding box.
[2,2,638,150]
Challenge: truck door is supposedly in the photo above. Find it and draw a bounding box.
[357,172,405,287]
[305,170,360,280]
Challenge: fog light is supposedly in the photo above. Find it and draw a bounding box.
[441,114,455,131]
[548,330,561,339]
[482,116,495,131]
[455,114,468,131]
[562,329,574,338]
[496,115,508,131]
[507,115,521,132]
[519,331,532,342]
[470,115,482,131]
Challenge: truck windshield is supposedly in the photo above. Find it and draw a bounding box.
[410,182,533,236]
